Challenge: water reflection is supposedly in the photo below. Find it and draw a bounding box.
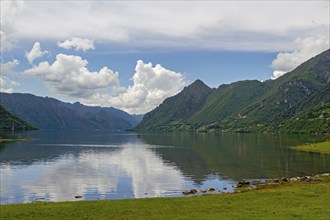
[0,132,236,204]
[141,133,329,179]
[0,131,328,204]
[1,144,182,203]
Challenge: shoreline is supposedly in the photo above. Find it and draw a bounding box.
[1,174,329,219]
[1,173,329,205]
[292,141,330,154]
[0,137,33,143]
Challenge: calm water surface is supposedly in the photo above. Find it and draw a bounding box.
[0,131,328,204]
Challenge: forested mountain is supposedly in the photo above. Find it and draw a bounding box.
[136,49,330,134]
[135,79,213,131]
[0,105,37,130]
[0,93,141,131]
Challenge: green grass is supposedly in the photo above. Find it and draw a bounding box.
[0,137,32,143]
[1,180,329,220]
[294,141,330,154]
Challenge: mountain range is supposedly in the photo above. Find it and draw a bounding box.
[0,93,142,131]
[136,49,330,134]
[1,49,329,133]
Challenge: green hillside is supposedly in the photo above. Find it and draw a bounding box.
[135,80,213,131]
[136,49,330,134]
[279,85,330,134]
[0,105,37,130]
[189,80,265,124]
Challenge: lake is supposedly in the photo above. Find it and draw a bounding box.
[0,131,329,204]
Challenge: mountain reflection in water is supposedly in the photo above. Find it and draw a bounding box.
[0,131,328,204]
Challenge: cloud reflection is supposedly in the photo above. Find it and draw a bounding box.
[1,143,186,203]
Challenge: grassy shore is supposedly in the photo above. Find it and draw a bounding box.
[0,137,32,143]
[294,141,330,154]
[1,178,329,220]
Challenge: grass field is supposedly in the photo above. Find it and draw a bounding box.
[1,179,329,220]
[294,141,330,154]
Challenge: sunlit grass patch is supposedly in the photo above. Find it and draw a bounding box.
[294,141,330,154]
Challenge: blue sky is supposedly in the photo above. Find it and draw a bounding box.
[1,1,329,114]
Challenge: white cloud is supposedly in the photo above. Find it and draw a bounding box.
[1,1,329,51]
[25,42,48,64]
[81,60,187,114]
[271,36,329,79]
[57,37,95,51]
[0,0,25,52]
[0,31,15,52]
[24,54,119,97]
[0,77,20,93]
[24,54,186,114]
[0,59,20,93]
[0,59,19,76]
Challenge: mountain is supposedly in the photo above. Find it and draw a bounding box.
[0,105,37,130]
[135,79,213,131]
[136,49,330,134]
[188,80,266,124]
[65,102,140,128]
[0,93,140,131]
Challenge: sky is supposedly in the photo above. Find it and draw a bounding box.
[1,0,329,114]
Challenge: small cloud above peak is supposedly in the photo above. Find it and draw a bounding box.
[57,37,95,52]
[25,42,48,64]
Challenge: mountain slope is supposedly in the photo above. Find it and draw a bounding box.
[198,49,330,133]
[136,49,330,134]
[278,84,330,134]
[188,80,266,124]
[241,49,330,125]
[0,93,138,131]
[0,105,37,130]
[135,80,213,131]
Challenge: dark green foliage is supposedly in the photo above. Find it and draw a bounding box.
[136,49,330,134]
[0,105,37,130]
[279,102,330,134]
[0,93,140,131]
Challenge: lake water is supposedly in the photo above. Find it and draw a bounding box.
[0,131,329,204]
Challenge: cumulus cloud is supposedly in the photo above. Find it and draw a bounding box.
[81,60,187,114]
[0,59,20,93]
[25,42,48,64]
[0,77,20,93]
[0,59,19,76]
[57,37,95,51]
[271,36,329,79]
[24,54,186,114]
[24,54,119,97]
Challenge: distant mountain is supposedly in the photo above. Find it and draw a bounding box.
[135,79,213,131]
[131,114,144,124]
[0,93,140,131]
[0,105,37,130]
[136,49,330,134]
[65,102,140,129]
